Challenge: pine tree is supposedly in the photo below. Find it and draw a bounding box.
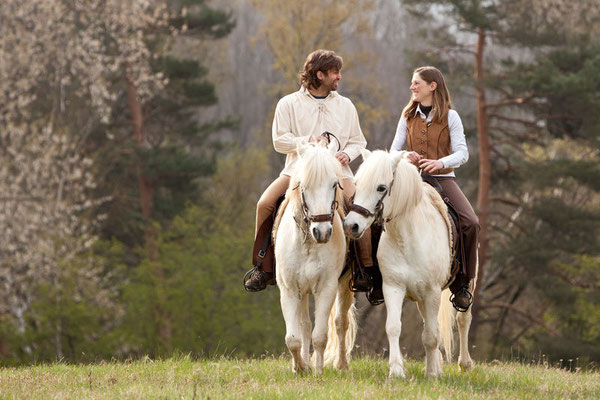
[97,0,237,248]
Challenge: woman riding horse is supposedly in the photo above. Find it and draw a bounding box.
[391,66,479,311]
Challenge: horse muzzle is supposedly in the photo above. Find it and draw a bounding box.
[343,213,366,239]
[311,222,333,243]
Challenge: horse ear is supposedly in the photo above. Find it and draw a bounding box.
[390,150,406,166]
[361,148,372,161]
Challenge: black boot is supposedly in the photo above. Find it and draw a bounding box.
[244,268,274,292]
[364,267,384,306]
[450,286,473,312]
[351,267,373,292]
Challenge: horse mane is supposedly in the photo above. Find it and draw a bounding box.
[387,157,423,218]
[272,144,344,246]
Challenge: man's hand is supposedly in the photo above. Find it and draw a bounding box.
[309,135,328,145]
[406,151,422,166]
[419,158,444,174]
[336,151,350,166]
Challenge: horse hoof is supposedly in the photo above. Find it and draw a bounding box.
[334,361,349,370]
[459,358,473,371]
[293,363,310,375]
[425,370,442,378]
[389,366,406,379]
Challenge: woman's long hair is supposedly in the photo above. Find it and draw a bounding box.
[401,66,452,123]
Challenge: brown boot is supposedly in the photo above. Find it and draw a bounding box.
[244,269,274,292]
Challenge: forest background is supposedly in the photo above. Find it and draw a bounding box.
[0,0,598,367]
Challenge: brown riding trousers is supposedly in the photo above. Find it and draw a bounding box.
[435,177,479,281]
[255,175,373,271]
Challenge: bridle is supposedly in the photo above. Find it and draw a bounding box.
[349,178,394,227]
[298,181,342,224]
[294,181,342,240]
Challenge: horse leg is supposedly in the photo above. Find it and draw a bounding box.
[383,283,407,378]
[312,285,338,375]
[280,289,309,373]
[334,274,355,370]
[457,283,474,371]
[300,294,312,368]
[418,290,443,378]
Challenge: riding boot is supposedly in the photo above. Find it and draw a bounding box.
[244,270,275,292]
[364,267,384,306]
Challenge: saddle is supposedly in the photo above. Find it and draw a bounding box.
[420,174,469,293]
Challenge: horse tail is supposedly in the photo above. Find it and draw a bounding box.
[345,295,357,360]
[438,287,456,363]
[323,280,356,367]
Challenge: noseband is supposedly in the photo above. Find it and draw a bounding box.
[349,179,394,226]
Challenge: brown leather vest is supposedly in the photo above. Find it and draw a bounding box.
[406,113,454,175]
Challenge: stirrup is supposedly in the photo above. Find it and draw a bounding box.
[366,287,384,306]
[450,287,473,312]
[349,270,372,292]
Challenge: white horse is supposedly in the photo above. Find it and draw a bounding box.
[343,150,476,378]
[274,142,356,374]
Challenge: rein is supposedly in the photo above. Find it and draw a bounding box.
[321,131,341,152]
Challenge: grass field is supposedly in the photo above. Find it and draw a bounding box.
[1,355,599,399]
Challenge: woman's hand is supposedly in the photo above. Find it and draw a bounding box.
[406,151,422,166]
[335,151,350,166]
[419,158,444,174]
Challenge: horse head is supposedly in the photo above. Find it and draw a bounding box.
[291,141,343,243]
[343,150,410,238]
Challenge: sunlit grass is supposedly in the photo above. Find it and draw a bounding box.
[0,355,598,399]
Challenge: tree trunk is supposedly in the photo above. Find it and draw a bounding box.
[125,68,171,351]
[125,72,154,221]
[472,27,491,339]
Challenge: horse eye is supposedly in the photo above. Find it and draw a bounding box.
[332,182,338,189]
[377,185,387,192]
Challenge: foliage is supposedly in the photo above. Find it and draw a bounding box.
[95,0,237,247]
[0,0,237,363]
[121,148,285,357]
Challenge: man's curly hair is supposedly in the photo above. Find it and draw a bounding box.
[299,50,343,90]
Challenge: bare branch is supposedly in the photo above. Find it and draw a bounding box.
[486,94,536,109]
[489,113,539,127]
[491,196,522,207]
[481,301,559,336]
[549,268,595,289]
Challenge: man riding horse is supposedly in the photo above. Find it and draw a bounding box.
[244,49,382,303]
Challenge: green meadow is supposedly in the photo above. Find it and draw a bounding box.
[1,356,598,399]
